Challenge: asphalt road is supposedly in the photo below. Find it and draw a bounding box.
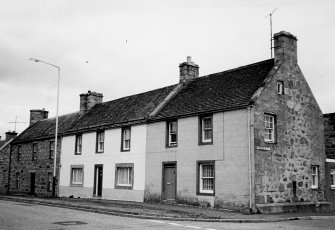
[0,200,334,230]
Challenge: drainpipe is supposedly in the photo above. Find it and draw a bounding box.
[247,106,253,211]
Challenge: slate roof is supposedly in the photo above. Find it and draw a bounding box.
[12,112,81,143]
[68,85,177,132]
[153,59,275,120]
[0,140,6,148]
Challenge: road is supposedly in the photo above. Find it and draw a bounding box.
[0,200,333,230]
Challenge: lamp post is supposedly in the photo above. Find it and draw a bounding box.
[29,58,60,197]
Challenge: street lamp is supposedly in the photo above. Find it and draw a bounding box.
[29,58,60,197]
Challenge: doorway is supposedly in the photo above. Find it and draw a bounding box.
[93,165,103,197]
[162,162,176,201]
[30,172,35,195]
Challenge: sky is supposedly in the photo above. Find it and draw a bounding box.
[1,0,335,138]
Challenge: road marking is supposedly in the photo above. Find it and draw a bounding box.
[205,228,217,230]
[149,220,217,230]
[185,226,202,229]
[148,220,166,224]
[168,222,184,226]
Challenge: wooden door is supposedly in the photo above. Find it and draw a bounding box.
[163,164,176,201]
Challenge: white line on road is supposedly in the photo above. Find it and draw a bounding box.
[168,222,184,226]
[148,220,166,224]
[184,226,202,229]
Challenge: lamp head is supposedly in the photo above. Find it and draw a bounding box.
[29,58,40,62]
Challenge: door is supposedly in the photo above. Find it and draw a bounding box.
[93,165,103,197]
[30,173,35,195]
[162,163,176,201]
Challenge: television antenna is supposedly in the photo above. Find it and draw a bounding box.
[8,116,26,132]
[265,8,278,58]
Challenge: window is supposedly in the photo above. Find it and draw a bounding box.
[277,81,284,94]
[49,141,55,159]
[17,145,21,161]
[264,114,275,143]
[71,166,84,186]
[311,166,319,189]
[197,161,215,195]
[47,172,53,192]
[115,163,134,189]
[167,121,178,147]
[199,115,213,144]
[16,172,20,189]
[75,135,82,155]
[96,131,104,153]
[331,169,335,189]
[32,143,37,161]
[121,128,131,151]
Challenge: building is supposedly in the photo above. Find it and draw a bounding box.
[144,31,327,212]
[0,131,17,195]
[8,109,80,196]
[324,113,335,210]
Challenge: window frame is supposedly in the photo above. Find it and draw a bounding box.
[311,165,319,189]
[16,172,20,189]
[75,134,82,155]
[264,114,276,143]
[331,168,335,189]
[121,127,131,152]
[166,120,178,147]
[70,165,84,187]
[196,161,215,196]
[199,115,213,145]
[49,141,55,159]
[96,131,105,153]
[277,81,284,95]
[115,163,134,190]
[32,143,37,161]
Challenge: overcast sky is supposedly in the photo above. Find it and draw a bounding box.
[1,0,334,138]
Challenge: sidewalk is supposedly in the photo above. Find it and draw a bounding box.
[0,195,333,223]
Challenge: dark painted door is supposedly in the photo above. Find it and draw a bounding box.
[94,165,103,197]
[30,173,35,195]
[163,164,176,200]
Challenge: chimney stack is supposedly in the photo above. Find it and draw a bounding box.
[5,131,17,141]
[179,56,199,83]
[80,91,103,113]
[273,31,298,65]
[30,108,49,126]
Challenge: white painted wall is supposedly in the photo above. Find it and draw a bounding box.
[60,124,147,201]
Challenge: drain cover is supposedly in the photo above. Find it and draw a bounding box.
[53,221,88,226]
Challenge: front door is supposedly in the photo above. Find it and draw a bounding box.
[94,165,103,197]
[30,173,35,195]
[162,163,176,201]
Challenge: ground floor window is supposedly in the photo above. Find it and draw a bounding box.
[311,166,319,189]
[115,163,134,189]
[197,161,215,195]
[47,172,53,192]
[71,166,84,186]
[16,172,20,189]
[331,169,335,189]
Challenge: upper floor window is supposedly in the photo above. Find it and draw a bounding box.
[311,166,319,189]
[197,161,215,195]
[121,128,131,151]
[264,114,275,143]
[75,135,82,155]
[167,121,177,147]
[277,81,284,94]
[331,169,335,189]
[49,141,55,159]
[199,115,213,144]
[32,143,37,161]
[17,145,21,161]
[96,131,104,153]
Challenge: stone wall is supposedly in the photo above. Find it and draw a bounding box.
[9,139,61,196]
[253,61,325,205]
[0,144,10,195]
[324,113,335,159]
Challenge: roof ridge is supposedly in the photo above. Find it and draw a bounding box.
[197,58,274,80]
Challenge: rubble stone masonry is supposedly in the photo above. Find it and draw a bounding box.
[253,60,325,205]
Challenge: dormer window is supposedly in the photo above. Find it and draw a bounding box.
[277,81,284,95]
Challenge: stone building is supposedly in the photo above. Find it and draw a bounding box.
[9,109,80,196]
[324,113,335,210]
[0,131,17,195]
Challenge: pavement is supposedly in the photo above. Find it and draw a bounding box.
[0,195,334,223]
